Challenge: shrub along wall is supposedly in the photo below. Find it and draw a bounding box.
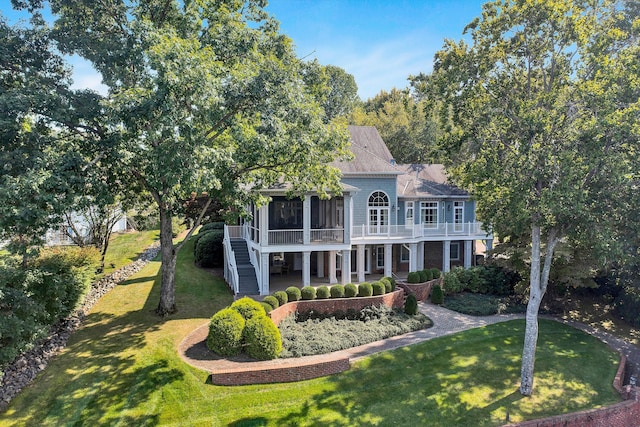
[269,289,405,326]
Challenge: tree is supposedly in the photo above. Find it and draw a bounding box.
[302,60,360,123]
[350,88,438,164]
[416,0,639,395]
[18,0,351,315]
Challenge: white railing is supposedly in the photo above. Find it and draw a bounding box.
[268,229,303,245]
[226,225,243,239]
[222,226,239,294]
[351,222,489,240]
[310,228,344,243]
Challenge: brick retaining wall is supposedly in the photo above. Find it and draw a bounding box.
[505,355,639,427]
[398,278,440,301]
[269,289,405,326]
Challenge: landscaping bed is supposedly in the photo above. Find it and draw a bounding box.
[279,305,433,358]
[443,293,526,316]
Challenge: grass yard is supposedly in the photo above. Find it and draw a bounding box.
[99,229,161,277]
[0,238,622,426]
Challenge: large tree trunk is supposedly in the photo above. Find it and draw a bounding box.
[520,225,559,396]
[156,204,177,316]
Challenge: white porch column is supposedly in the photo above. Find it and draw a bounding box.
[302,251,311,286]
[357,244,366,283]
[328,250,337,284]
[464,240,473,269]
[303,195,311,244]
[341,250,351,285]
[409,243,418,272]
[259,204,269,246]
[443,240,451,273]
[343,194,352,244]
[384,244,392,278]
[317,251,325,278]
[260,252,270,295]
[417,242,425,271]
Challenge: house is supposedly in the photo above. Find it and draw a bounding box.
[223,126,493,296]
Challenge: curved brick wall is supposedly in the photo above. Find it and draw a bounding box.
[269,289,405,326]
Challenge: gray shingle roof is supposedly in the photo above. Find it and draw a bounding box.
[331,126,402,175]
[396,164,468,198]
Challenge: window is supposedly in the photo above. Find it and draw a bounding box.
[453,201,464,232]
[450,242,460,261]
[401,245,410,263]
[368,191,390,234]
[405,201,414,226]
[376,246,385,269]
[420,201,439,228]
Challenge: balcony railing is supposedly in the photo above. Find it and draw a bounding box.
[229,222,490,247]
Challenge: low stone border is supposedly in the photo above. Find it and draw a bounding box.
[0,242,161,412]
[268,289,405,326]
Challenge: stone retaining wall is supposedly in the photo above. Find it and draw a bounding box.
[269,289,405,326]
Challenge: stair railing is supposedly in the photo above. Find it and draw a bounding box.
[223,225,240,294]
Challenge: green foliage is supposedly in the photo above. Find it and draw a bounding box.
[230,297,266,320]
[262,296,279,310]
[404,294,419,315]
[206,308,245,357]
[407,271,421,284]
[285,286,301,302]
[243,315,282,360]
[301,286,316,300]
[273,291,288,306]
[372,281,386,296]
[330,284,345,298]
[344,283,358,298]
[384,276,396,290]
[431,285,444,305]
[380,277,392,293]
[418,270,428,282]
[193,230,224,268]
[614,286,640,328]
[200,222,225,233]
[357,282,373,297]
[316,285,330,299]
[430,268,441,279]
[260,302,273,314]
[443,270,463,295]
[279,305,432,358]
[424,269,434,281]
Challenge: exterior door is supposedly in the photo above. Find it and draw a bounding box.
[368,191,390,235]
[454,201,464,232]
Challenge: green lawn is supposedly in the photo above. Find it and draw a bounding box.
[0,238,622,426]
[100,230,161,276]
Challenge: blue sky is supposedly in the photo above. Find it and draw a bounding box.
[2,0,486,100]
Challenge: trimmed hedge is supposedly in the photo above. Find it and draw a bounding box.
[405,294,418,315]
[231,297,266,320]
[372,281,386,296]
[243,315,282,360]
[200,222,224,233]
[206,308,246,356]
[358,282,373,297]
[194,229,224,268]
[273,291,288,306]
[344,283,358,298]
[286,286,301,302]
[430,268,441,279]
[384,276,396,291]
[431,284,444,304]
[260,302,273,314]
[330,284,346,298]
[380,277,392,293]
[418,270,428,282]
[262,295,280,310]
[301,286,317,300]
[316,285,330,299]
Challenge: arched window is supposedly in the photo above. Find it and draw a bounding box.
[368,191,390,234]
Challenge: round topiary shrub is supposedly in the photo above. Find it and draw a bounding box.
[230,297,266,320]
[380,277,392,293]
[425,269,434,281]
[206,308,246,356]
[404,294,418,315]
[358,282,373,297]
[384,276,396,291]
[286,286,301,302]
[262,295,279,310]
[344,283,358,298]
[301,286,316,300]
[431,284,444,305]
[273,291,288,306]
[194,230,224,267]
[243,315,282,360]
[430,268,441,279]
[407,272,421,284]
[316,285,330,299]
[372,281,386,296]
[260,301,273,314]
[331,284,345,298]
[418,270,428,282]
